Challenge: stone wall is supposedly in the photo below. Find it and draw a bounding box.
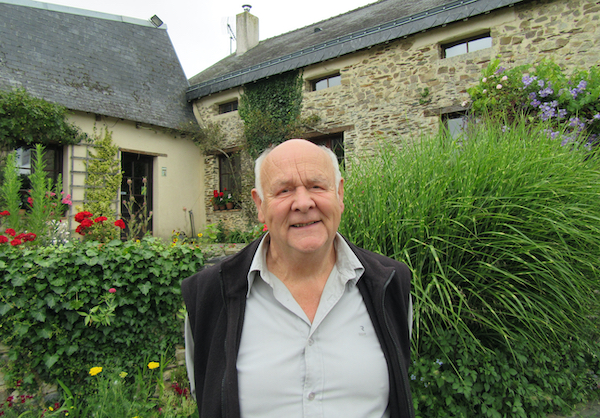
[192,0,600,228]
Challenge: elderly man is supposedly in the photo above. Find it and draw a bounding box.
[182,139,414,418]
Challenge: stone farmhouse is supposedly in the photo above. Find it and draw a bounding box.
[1,0,204,239]
[1,0,598,236]
[188,0,599,229]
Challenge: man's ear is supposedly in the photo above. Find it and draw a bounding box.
[251,189,265,223]
[338,178,345,213]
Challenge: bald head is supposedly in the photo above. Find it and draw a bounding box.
[254,139,342,200]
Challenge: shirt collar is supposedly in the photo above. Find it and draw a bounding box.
[246,232,365,297]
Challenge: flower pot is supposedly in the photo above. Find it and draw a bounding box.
[219,205,226,211]
[213,205,219,211]
[226,202,234,210]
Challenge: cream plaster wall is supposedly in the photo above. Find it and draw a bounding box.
[64,112,205,240]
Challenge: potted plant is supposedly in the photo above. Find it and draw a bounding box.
[224,193,234,210]
[218,191,226,210]
[211,190,220,210]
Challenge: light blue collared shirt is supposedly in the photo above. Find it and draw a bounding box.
[237,233,390,418]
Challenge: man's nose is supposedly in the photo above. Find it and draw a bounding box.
[291,187,315,212]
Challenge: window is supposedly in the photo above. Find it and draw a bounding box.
[219,152,241,201]
[219,100,238,114]
[310,134,345,169]
[442,33,492,58]
[442,111,468,138]
[16,144,63,189]
[311,74,341,91]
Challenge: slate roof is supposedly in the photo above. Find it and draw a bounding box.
[0,0,195,130]
[187,0,525,101]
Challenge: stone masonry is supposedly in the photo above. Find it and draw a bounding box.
[193,0,600,228]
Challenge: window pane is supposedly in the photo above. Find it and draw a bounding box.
[328,75,341,88]
[468,36,492,53]
[444,43,467,58]
[314,79,328,91]
[446,115,467,138]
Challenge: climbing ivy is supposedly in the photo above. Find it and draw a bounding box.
[238,70,304,158]
[0,89,85,152]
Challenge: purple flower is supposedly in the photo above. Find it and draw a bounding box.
[495,66,506,75]
[558,109,567,119]
[530,99,541,108]
[528,92,537,100]
[522,75,538,87]
[577,80,587,90]
[538,79,545,88]
[593,113,600,120]
[539,87,554,98]
[539,103,556,121]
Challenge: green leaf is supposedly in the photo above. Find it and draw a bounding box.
[69,300,84,310]
[11,275,27,286]
[0,303,12,315]
[32,310,47,322]
[36,327,52,339]
[44,353,59,369]
[15,323,30,335]
[138,281,152,295]
[66,345,79,356]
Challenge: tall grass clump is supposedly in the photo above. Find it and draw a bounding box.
[340,120,600,416]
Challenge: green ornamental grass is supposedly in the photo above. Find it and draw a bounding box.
[340,120,600,416]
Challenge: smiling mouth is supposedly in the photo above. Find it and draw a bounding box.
[291,221,319,228]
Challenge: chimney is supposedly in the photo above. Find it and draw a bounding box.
[236,5,259,55]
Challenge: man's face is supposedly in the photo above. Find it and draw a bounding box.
[252,140,344,258]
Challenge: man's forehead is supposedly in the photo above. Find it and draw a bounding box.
[263,152,334,186]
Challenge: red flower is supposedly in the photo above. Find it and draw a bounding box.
[5,228,16,237]
[262,224,268,232]
[23,233,36,242]
[27,197,33,206]
[80,218,93,228]
[94,216,108,223]
[0,210,9,216]
[114,219,126,229]
[0,235,8,244]
[219,192,224,197]
[109,288,116,293]
[75,225,86,235]
[10,238,22,246]
[74,211,93,223]
[213,189,218,197]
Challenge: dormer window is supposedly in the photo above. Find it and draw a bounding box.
[219,100,238,114]
[311,73,341,91]
[442,33,492,58]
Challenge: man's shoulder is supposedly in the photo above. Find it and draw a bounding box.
[345,238,407,269]
[181,238,261,297]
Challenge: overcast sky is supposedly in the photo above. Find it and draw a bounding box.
[46,0,375,79]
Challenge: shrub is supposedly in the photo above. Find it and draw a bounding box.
[467,59,600,148]
[340,120,600,415]
[0,236,203,392]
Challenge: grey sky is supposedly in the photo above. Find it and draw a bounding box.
[46,0,375,78]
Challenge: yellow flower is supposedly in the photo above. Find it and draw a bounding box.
[89,366,103,376]
[119,371,128,378]
[147,361,160,370]
[197,233,203,238]
[49,407,54,411]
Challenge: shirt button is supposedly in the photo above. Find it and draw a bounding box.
[308,392,316,400]
[308,338,314,346]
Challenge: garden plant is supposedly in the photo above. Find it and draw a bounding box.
[341,117,600,416]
